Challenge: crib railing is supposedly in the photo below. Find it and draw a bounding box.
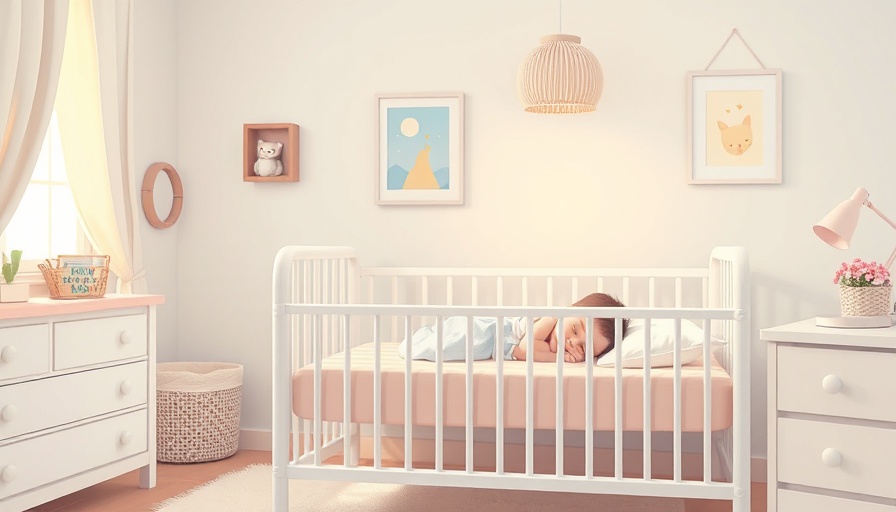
[272,246,750,512]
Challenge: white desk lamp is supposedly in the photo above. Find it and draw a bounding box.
[813,187,896,328]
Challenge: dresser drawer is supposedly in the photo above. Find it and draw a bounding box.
[54,314,147,369]
[778,417,896,499]
[0,324,50,381]
[778,489,894,511]
[0,409,147,500]
[777,345,896,422]
[0,362,147,441]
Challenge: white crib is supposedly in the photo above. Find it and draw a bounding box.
[272,246,751,511]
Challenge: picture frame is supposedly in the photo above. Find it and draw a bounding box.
[686,69,782,184]
[375,92,464,205]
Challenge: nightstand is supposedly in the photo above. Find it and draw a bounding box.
[762,319,896,511]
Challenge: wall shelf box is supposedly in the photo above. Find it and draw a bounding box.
[243,123,299,182]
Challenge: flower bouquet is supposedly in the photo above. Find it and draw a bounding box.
[834,258,892,316]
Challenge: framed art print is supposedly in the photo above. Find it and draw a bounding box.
[375,92,464,205]
[686,69,782,184]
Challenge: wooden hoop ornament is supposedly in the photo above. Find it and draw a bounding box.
[141,162,183,229]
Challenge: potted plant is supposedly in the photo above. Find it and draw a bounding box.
[834,258,892,316]
[0,250,28,303]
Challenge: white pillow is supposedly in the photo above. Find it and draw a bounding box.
[595,318,725,368]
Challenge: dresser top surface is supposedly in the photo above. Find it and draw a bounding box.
[761,317,896,349]
[0,294,165,320]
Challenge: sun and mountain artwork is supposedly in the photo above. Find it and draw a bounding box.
[705,90,764,167]
[385,106,450,191]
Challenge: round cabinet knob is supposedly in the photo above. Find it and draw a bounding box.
[822,448,842,467]
[120,431,133,445]
[119,381,132,395]
[0,346,17,363]
[1,465,17,483]
[1,405,17,422]
[119,331,133,345]
[822,374,842,394]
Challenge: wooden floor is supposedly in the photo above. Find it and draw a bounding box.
[27,450,766,511]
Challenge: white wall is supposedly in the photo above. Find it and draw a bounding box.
[133,0,179,361]
[170,0,896,459]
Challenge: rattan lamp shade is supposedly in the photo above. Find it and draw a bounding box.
[518,34,603,114]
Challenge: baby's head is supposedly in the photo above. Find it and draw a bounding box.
[567,292,629,359]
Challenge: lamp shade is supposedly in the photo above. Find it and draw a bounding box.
[518,34,603,114]
[813,187,869,249]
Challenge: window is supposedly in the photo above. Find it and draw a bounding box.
[0,112,90,274]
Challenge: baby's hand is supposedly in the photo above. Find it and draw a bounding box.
[564,340,585,363]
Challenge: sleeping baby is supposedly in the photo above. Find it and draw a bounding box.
[397,293,629,363]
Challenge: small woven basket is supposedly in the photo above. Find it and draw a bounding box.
[38,255,110,299]
[839,284,892,316]
[156,362,243,463]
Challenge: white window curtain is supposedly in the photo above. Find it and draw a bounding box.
[55,0,145,294]
[0,1,69,235]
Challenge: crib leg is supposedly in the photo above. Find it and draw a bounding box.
[350,423,360,466]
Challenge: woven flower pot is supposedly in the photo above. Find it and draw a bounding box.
[839,284,892,316]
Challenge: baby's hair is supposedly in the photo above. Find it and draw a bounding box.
[572,292,629,358]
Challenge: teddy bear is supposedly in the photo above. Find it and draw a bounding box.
[254,139,284,177]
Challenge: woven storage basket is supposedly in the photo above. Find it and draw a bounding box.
[839,284,892,316]
[38,255,110,299]
[156,362,243,463]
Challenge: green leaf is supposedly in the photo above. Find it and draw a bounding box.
[2,250,21,284]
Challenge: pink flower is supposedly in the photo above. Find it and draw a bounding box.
[834,258,891,287]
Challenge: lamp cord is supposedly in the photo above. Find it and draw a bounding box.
[558,0,562,33]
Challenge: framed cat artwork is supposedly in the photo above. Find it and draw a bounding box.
[686,69,782,184]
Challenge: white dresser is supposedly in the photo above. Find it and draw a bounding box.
[762,319,896,511]
[0,294,164,512]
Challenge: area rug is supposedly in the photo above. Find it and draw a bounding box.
[152,464,685,511]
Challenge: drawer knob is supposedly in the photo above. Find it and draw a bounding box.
[0,465,17,483]
[822,448,842,467]
[119,381,133,395]
[120,431,133,445]
[0,346,17,363]
[1,405,17,422]
[119,331,133,345]
[822,374,842,394]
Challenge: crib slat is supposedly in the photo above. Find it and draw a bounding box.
[404,315,413,471]
[525,317,534,476]
[465,314,473,473]
[703,319,712,483]
[547,277,553,306]
[303,261,311,458]
[328,260,335,442]
[673,318,682,482]
[585,316,594,479]
[392,276,398,338]
[556,317,564,477]
[343,314,352,467]
[436,315,444,472]
[614,317,623,479]
[374,315,382,469]
[643,319,652,480]
[496,316,505,475]
[314,314,322,466]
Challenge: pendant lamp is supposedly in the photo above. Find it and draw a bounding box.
[517,5,603,114]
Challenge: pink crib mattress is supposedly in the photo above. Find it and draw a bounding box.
[292,342,733,432]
